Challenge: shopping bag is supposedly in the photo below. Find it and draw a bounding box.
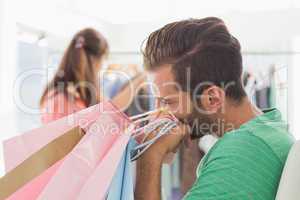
[6,160,63,200]
[0,127,84,200]
[37,102,131,200]
[3,102,111,172]
[2,103,178,200]
[106,139,136,200]
[38,107,178,200]
[76,125,135,200]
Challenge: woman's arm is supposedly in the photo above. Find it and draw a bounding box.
[111,73,147,110]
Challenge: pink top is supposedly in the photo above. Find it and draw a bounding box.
[41,91,86,124]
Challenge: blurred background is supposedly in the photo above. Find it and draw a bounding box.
[0,0,299,198]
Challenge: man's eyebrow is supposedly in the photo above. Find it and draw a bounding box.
[153,96,165,100]
[162,82,180,91]
[153,96,174,102]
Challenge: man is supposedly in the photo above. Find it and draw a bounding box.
[135,17,294,200]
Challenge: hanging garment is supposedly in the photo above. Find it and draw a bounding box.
[170,153,181,200]
[255,87,271,109]
[243,71,257,105]
[180,139,204,195]
[101,74,128,99]
[125,87,153,116]
[269,66,277,108]
[103,72,154,117]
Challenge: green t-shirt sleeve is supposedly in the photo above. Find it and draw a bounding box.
[184,132,282,200]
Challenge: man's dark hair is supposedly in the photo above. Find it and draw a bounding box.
[143,17,246,102]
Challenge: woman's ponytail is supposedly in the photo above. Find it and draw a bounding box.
[40,28,108,107]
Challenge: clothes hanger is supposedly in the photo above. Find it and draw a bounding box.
[128,107,178,161]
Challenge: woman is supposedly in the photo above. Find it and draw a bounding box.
[40,28,108,123]
[40,28,145,123]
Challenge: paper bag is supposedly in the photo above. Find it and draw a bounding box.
[0,127,84,199]
[37,102,131,199]
[4,102,111,172]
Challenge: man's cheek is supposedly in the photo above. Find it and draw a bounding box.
[174,112,190,124]
[172,103,188,121]
[167,104,180,114]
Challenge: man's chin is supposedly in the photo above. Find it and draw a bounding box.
[190,129,206,139]
[177,112,214,139]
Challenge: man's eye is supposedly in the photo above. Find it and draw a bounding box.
[156,98,177,107]
[162,100,175,105]
[160,101,167,106]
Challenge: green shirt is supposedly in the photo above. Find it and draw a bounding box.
[184,109,294,200]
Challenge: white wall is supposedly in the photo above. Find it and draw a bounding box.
[291,38,300,139]
[107,9,300,53]
[15,0,111,41]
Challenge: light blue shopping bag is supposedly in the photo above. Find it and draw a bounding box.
[107,139,136,200]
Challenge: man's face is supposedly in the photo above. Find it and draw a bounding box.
[151,65,215,138]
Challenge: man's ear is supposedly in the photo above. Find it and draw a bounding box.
[200,86,225,113]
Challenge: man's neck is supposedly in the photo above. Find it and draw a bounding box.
[220,97,263,136]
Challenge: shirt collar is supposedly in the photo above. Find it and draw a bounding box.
[239,108,282,130]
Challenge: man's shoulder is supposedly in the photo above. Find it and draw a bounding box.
[213,122,294,165]
[184,120,294,200]
[210,130,265,153]
[208,124,293,160]
[202,130,280,167]
[185,130,283,200]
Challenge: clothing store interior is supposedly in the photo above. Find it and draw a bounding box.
[0,0,300,199]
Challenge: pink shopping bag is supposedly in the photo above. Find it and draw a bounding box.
[6,160,63,200]
[77,125,134,200]
[3,102,112,172]
[37,102,131,200]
